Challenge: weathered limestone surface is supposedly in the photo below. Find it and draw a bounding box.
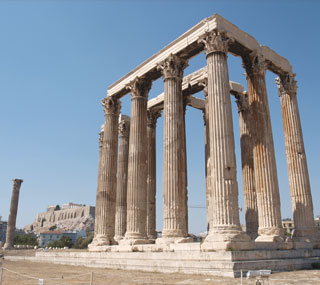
[121,77,152,245]
[235,93,258,239]
[4,179,23,249]
[114,115,130,242]
[276,74,318,245]
[146,110,161,239]
[243,52,285,243]
[200,31,252,251]
[157,54,191,244]
[89,97,120,249]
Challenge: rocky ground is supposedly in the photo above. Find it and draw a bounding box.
[1,250,320,284]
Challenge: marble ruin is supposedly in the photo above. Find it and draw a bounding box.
[85,13,320,274]
[4,179,23,249]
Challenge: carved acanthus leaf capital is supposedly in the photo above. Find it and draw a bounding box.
[235,92,249,113]
[118,118,130,137]
[198,30,232,55]
[147,109,162,128]
[101,96,121,115]
[242,51,268,77]
[275,73,297,97]
[127,77,152,100]
[157,54,188,80]
[98,130,104,147]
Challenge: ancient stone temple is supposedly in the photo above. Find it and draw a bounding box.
[37,14,320,276]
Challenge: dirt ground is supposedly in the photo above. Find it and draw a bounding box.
[1,250,320,284]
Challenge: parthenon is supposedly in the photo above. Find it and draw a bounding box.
[85,13,320,274]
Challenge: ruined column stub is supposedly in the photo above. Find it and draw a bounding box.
[276,74,318,247]
[114,114,130,242]
[89,97,120,250]
[243,52,287,246]
[146,109,161,240]
[120,77,152,246]
[156,54,192,244]
[4,179,23,249]
[200,31,252,251]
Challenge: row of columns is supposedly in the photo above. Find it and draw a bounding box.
[90,30,317,250]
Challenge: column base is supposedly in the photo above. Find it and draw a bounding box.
[201,228,253,251]
[119,232,153,246]
[291,230,320,249]
[156,236,194,245]
[89,234,117,247]
[114,235,125,243]
[3,243,13,250]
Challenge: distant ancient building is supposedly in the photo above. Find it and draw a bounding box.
[26,203,95,234]
[0,216,7,243]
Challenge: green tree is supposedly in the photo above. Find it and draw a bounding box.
[47,235,73,248]
[73,233,94,249]
[49,225,57,231]
[14,234,38,246]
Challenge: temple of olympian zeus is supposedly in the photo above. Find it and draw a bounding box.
[89,13,320,256]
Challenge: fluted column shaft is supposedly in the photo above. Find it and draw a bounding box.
[181,99,188,234]
[201,79,211,232]
[146,110,161,239]
[91,97,120,247]
[236,93,258,239]
[158,54,188,239]
[200,31,251,250]
[243,53,284,241]
[276,74,316,240]
[115,115,130,241]
[123,77,151,243]
[4,179,23,249]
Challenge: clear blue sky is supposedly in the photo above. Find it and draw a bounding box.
[1,0,319,235]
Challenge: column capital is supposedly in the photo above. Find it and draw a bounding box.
[157,54,188,80]
[127,77,152,100]
[12,179,23,184]
[242,50,268,77]
[98,129,104,148]
[118,116,130,137]
[235,92,249,113]
[199,30,232,56]
[101,96,121,116]
[275,73,297,97]
[199,78,208,97]
[147,109,162,128]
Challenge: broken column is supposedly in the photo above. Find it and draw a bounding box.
[4,179,23,249]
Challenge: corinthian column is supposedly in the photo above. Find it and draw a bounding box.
[114,115,130,242]
[89,97,120,250]
[146,110,161,239]
[276,74,317,245]
[235,92,258,239]
[243,52,284,243]
[156,54,192,244]
[199,31,252,251]
[121,77,152,245]
[4,179,23,249]
[200,79,211,232]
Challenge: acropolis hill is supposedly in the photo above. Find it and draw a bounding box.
[25,203,95,234]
